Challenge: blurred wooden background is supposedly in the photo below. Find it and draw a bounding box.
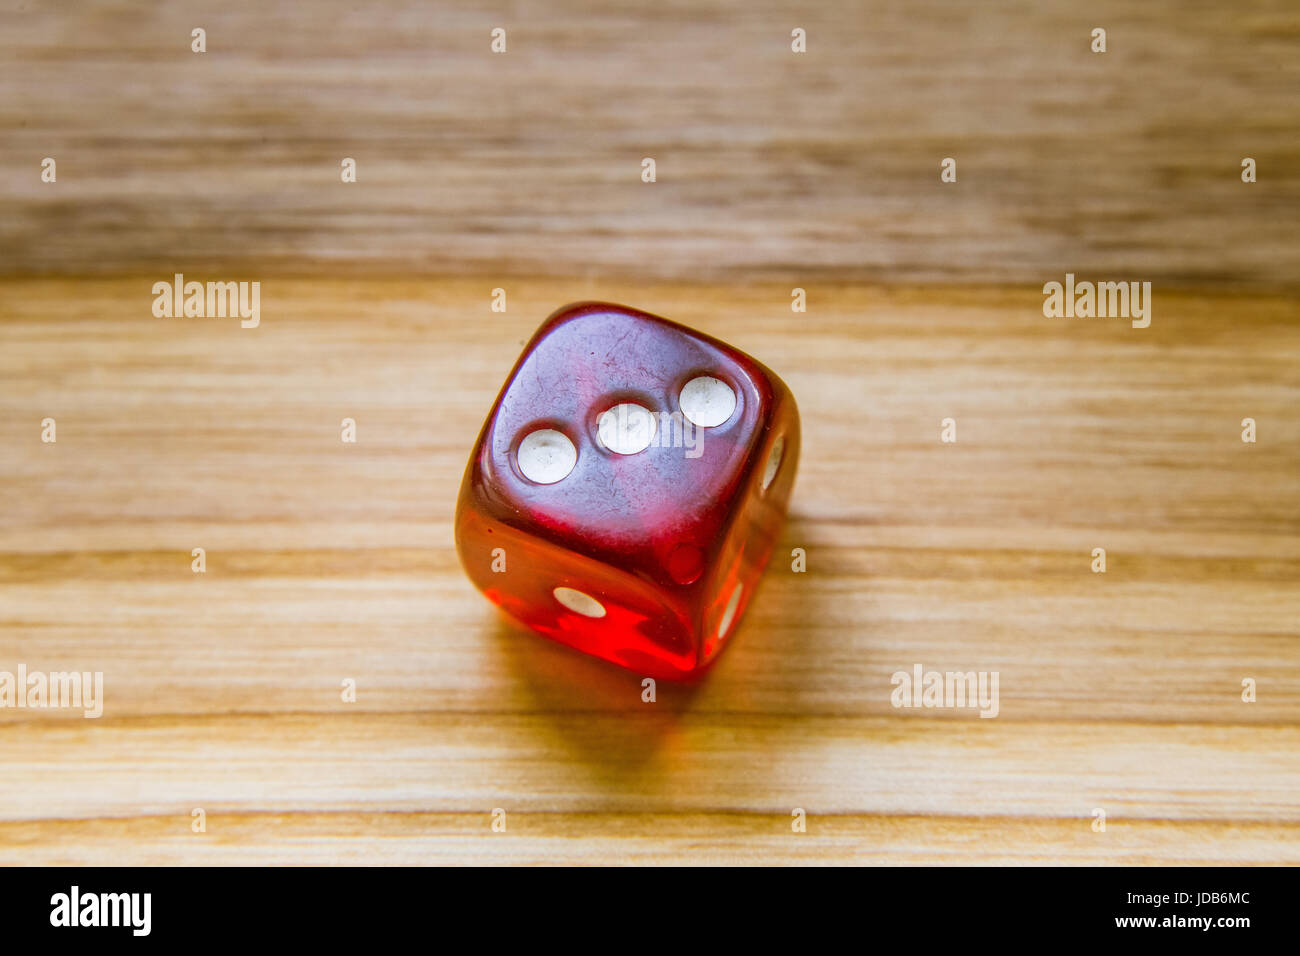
[2,0,1298,286]
[0,0,1298,865]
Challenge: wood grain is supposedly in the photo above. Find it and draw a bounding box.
[0,277,1297,864]
[2,0,1299,287]
[2,0,1298,866]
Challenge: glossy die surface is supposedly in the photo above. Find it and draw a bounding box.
[454,302,799,678]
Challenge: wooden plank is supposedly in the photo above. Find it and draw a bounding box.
[2,814,1297,867]
[1,1,1297,286]
[0,277,1296,863]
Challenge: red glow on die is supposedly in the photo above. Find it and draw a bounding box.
[454,302,799,678]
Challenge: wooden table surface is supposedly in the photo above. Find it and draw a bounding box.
[1,1,1298,865]
[1,278,1297,864]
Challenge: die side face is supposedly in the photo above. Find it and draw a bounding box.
[455,302,798,678]
[455,505,700,676]
[698,411,799,665]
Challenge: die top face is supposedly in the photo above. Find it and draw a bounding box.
[470,302,778,587]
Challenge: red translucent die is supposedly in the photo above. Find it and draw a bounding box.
[454,302,799,678]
